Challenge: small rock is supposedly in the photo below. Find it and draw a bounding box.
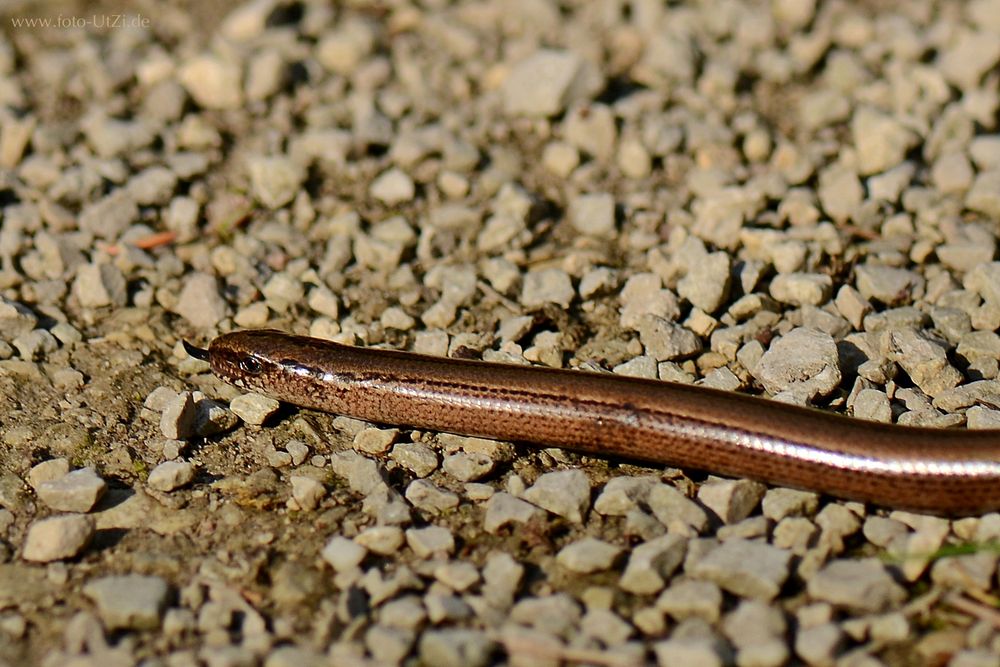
[443,452,494,482]
[21,515,94,562]
[569,192,616,237]
[27,458,70,490]
[174,273,228,328]
[556,537,622,573]
[656,579,723,622]
[638,316,702,361]
[654,634,732,667]
[503,49,590,117]
[229,393,280,425]
[83,574,170,630]
[648,484,710,534]
[36,467,106,513]
[418,629,494,667]
[179,55,242,109]
[390,442,439,477]
[697,479,766,524]
[405,479,459,514]
[678,252,731,313]
[884,329,962,397]
[689,538,792,601]
[521,268,575,309]
[73,263,127,308]
[370,168,415,206]
[483,493,543,534]
[354,428,398,455]
[321,536,367,572]
[147,461,194,492]
[160,392,198,440]
[794,623,844,666]
[761,488,819,521]
[290,476,325,510]
[770,273,832,306]
[806,558,907,613]
[406,526,455,558]
[753,328,841,401]
[855,264,922,305]
[852,107,917,175]
[355,526,405,555]
[522,469,590,523]
[619,534,688,594]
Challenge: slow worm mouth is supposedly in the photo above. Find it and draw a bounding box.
[182,340,210,361]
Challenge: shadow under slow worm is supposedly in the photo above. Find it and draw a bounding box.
[185,329,1000,516]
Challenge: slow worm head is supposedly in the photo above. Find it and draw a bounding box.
[192,329,1000,515]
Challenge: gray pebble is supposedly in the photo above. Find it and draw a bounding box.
[619,273,680,329]
[72,262,127,308]
[370,167,415,205]
[657,579,723,622]
[689,538,792,601]
[194,397,238,437]
[503,50,590,117]
[556,537,622,573]
[27,458,70,490]
[321,536,366,572]
[442,452,494,482]
[852,107,917,176]
[697,479,766,524]
[418,629,494,667]
[429,564,477,597]
[12,329,57,361]
[521,268,574,309]
[620,534,688,595]
[806,558,906,613]
[354,526,404,556]
[406,526,455,558]
[817,163,862,223]
[678,252,731,313]
[569,192,616,238]
[290,475,325,510]
[654,634,732,667]
[769,273,832,306]
[855,264,922,305]
[883,329,961,397]
[353,427,398,455]
[83,574,170,630]
[966,171,1000,218]
[147,461,194,492]
[761,488,819,521]
[638,316,702,361]
[36,467,106,513]
[753,327,841,400]
[594,476,658,516]
[178,55,243,109]
[648,484,710,534]
[21,514,94,562]
[521,469,590,523]
[174,273,228,328]
[483,492,543,534]
[229,393,280,425]
[390,442,439,478]
[78,190,138,240]
[510,593,581,636]
[0,297,37,340]
[405,479,459,514]
[794,623,844,667]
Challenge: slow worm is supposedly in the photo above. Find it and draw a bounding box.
[185,330,1000,515]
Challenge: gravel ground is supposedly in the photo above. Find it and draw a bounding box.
[1,0,999,665]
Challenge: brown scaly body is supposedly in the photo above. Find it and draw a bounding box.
[186,330,1000,515]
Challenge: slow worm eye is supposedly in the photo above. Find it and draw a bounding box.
[238,356,263,374]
